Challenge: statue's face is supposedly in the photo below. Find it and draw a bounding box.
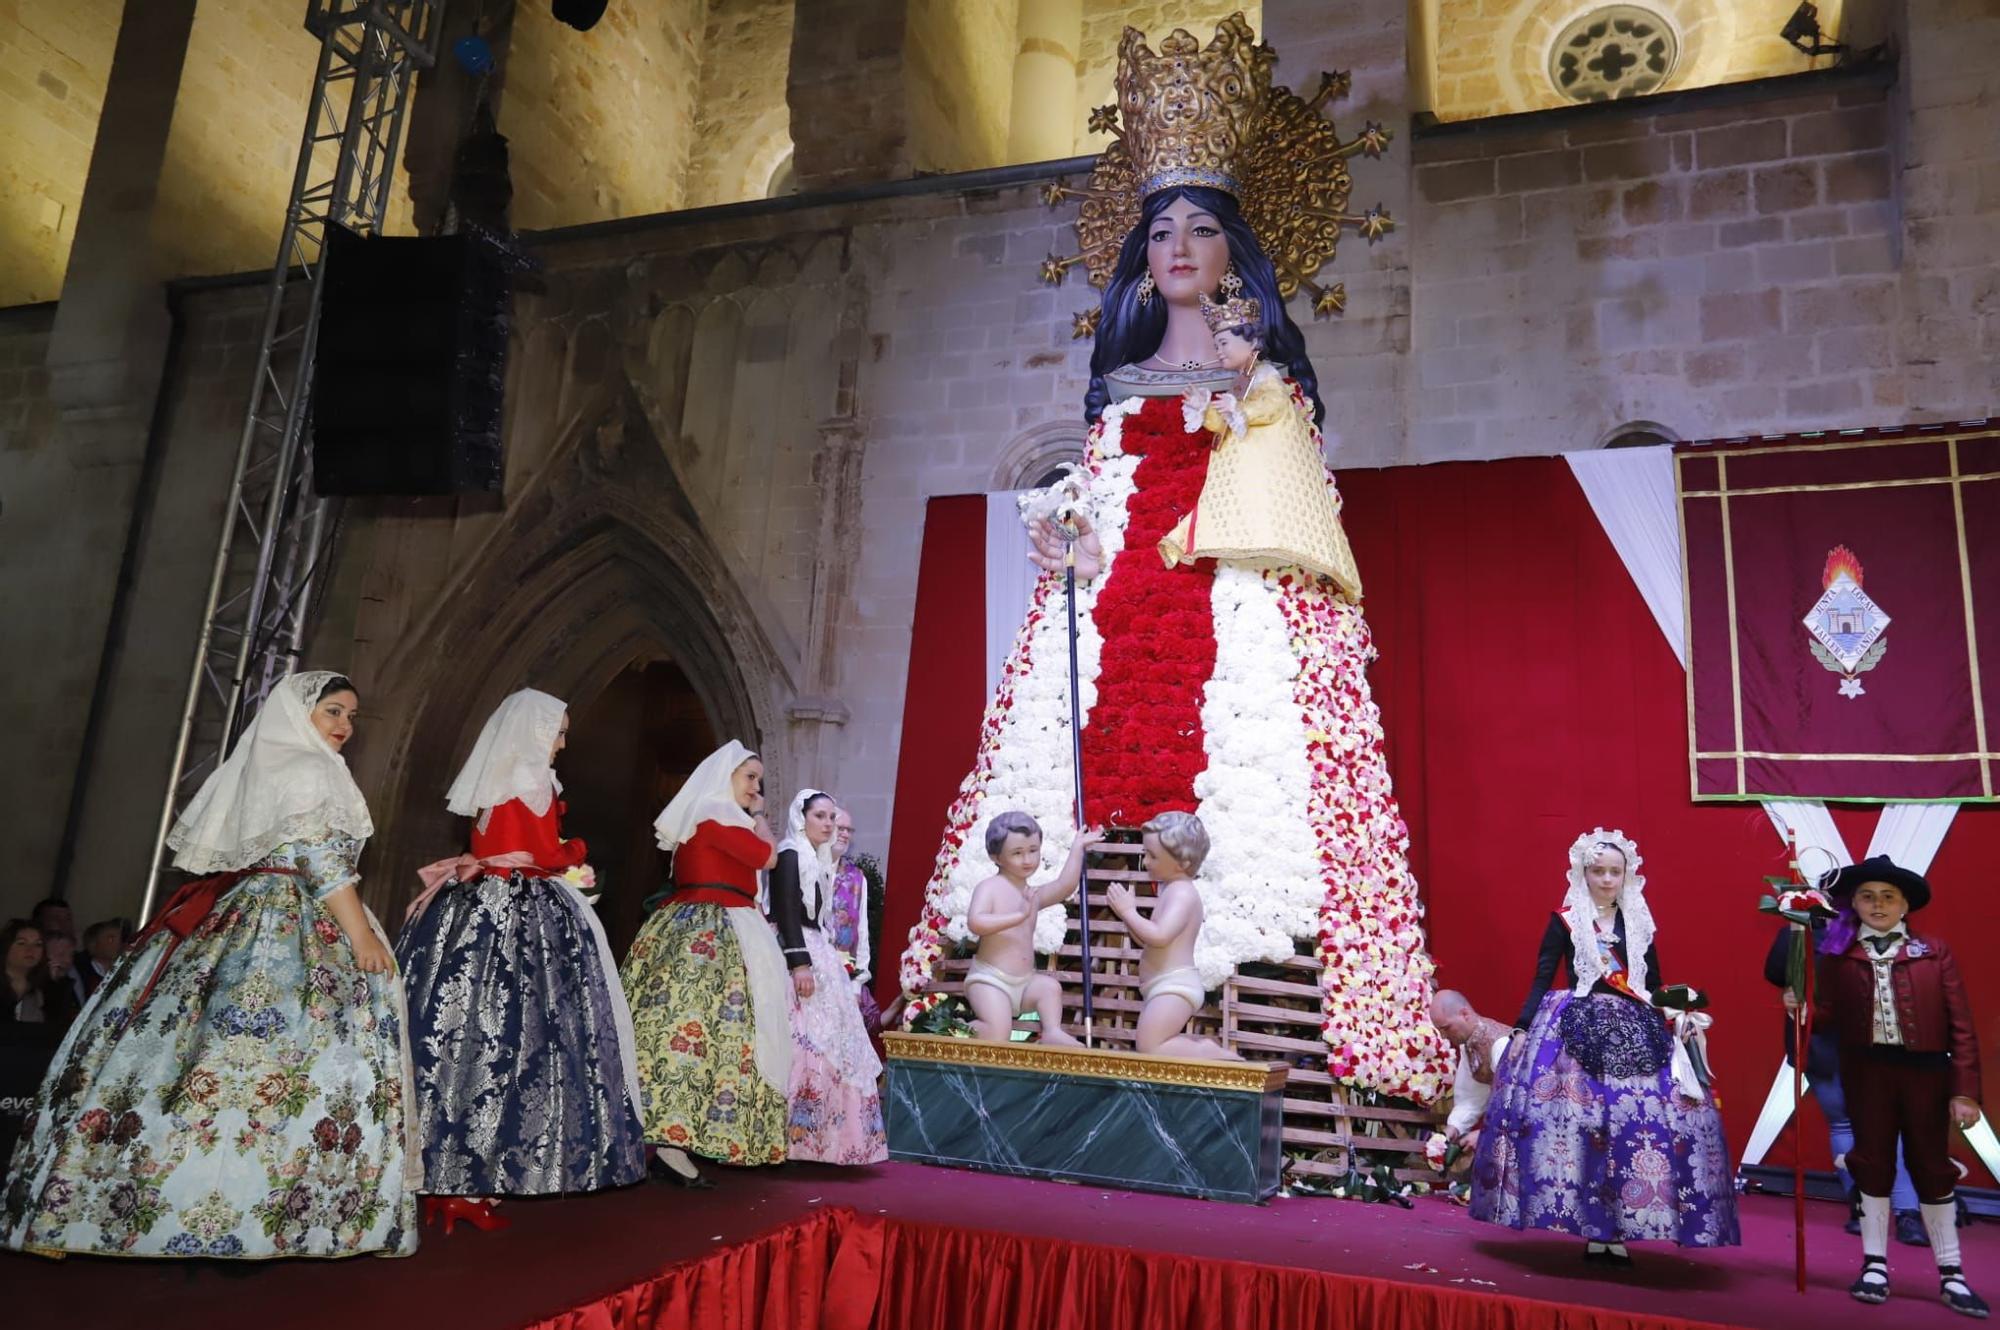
[1146,195,1230,306]
[1213,327,1258,372]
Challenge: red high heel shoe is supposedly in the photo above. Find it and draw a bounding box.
[422,1196,511,1235]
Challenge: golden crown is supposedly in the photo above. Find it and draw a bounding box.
[1039,12,1398,336]
[1119,17,1273,199]
[1198,292,1262,331]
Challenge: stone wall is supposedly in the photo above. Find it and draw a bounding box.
[1429,0,1851,123]
[0,306,90,887]
[1404,69,1932,460]
[0,0,119,306]
[684,0,796,207]
[502,0,707,228]
[907,0,1018,173]
[1896,0,2000,420]
[0,288,282,928]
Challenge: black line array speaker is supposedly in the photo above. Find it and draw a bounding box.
[312,225,509,496]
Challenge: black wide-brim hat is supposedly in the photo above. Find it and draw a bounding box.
[1826,855,1932,912]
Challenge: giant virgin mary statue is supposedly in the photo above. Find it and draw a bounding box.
[898,15,1450,1102]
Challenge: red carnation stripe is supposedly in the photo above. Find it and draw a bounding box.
[1079,396,1217,826]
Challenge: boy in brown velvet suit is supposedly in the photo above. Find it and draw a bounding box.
[1817,856,1986,1318]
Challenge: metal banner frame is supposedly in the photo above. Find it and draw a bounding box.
[142,1,443,918]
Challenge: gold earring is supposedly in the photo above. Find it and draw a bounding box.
[1219,261,1243,299]
[1136,271,1156,306]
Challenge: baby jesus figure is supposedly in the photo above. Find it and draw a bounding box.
[1158,292,1362,601]
[964,811,1104,1044]
[1104,812,1242,1060]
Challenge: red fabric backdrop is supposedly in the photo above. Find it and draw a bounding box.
[880,495,988,1010]
[883,460,2000,1178]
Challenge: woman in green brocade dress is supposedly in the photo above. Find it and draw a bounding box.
[620,742,791,1180]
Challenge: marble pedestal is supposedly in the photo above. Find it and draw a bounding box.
[883,1033,1288,1204]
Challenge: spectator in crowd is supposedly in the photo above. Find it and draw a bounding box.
[81,918,131,994]
[3,921,48,1025]
[41,932,86,1033]
[0,919,59,1169]
[29,900,73,946]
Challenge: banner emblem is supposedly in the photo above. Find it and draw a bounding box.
[1802,545,1889,699]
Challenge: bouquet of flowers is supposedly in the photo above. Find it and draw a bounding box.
[1423,1131,1472,1203]
[908,995,975,1038]
[1649,983,1710,1012]
[1759,874,1837,1004]
[562,863,600,906]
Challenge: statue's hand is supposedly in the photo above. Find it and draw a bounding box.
[1027,512,1103,580]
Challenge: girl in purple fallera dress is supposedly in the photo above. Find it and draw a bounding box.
[1470,829,1739,1264]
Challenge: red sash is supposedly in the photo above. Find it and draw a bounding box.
[126,865,301,1014]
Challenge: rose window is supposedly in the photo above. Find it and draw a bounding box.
[1549,6,1678,103]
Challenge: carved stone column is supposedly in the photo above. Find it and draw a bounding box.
[44,0,196,441]
[1007,0,1082,164]
[786,351,867,781]
[786,0,913,192]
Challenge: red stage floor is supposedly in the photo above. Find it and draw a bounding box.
[4,1163,1990,1329]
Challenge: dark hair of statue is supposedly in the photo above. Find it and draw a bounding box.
[1086,186,1323,426]
[316,674,359,704]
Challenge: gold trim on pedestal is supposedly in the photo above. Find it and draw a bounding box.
[883,1032,1289,1094]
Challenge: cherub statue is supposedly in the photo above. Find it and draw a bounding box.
[1104,812,1241,1059]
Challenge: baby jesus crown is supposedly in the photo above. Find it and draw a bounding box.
[1199,291,1262,331]
[1118,15,1273,198]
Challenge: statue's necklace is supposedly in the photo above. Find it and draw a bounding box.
[1146,353,1220,372]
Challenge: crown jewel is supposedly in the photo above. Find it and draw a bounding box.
[1040,11,1400,334]
[1119,16,1273,199]
[1198,292,1262,332]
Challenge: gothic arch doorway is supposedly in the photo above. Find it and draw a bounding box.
[563,656,720,954]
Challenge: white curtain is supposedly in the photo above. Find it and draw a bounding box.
[1565,446,1687,667]
[985,491,1038,702]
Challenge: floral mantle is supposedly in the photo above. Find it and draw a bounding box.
[898,390,1450,1103]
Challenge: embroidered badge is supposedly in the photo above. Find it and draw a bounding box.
[1802,546,1890,699]
[1905,939,1928,958]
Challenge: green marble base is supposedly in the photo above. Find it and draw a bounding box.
[883,1033,1288,1204]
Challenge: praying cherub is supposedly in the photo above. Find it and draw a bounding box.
[1104,811,1241,1060]
[964,811,1104,1045]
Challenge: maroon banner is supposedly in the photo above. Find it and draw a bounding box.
[1679,427,2000,801]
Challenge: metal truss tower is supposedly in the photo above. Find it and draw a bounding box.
[143,1,444,917]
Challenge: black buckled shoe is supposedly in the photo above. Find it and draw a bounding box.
[1851,1256,1890,1304]
[1940,1266,1990,1319]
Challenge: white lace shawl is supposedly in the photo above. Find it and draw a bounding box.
[446,688,566,823]
[166,670,374,873]
[1561,827,1655,1000]
[653,740,758,851]
[775,787,838,921]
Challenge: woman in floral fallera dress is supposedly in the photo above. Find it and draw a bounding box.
[767,790,886,1165]
[1469,830,1739,1262]
[0,670,419,1259]
[620,742,790,1181]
